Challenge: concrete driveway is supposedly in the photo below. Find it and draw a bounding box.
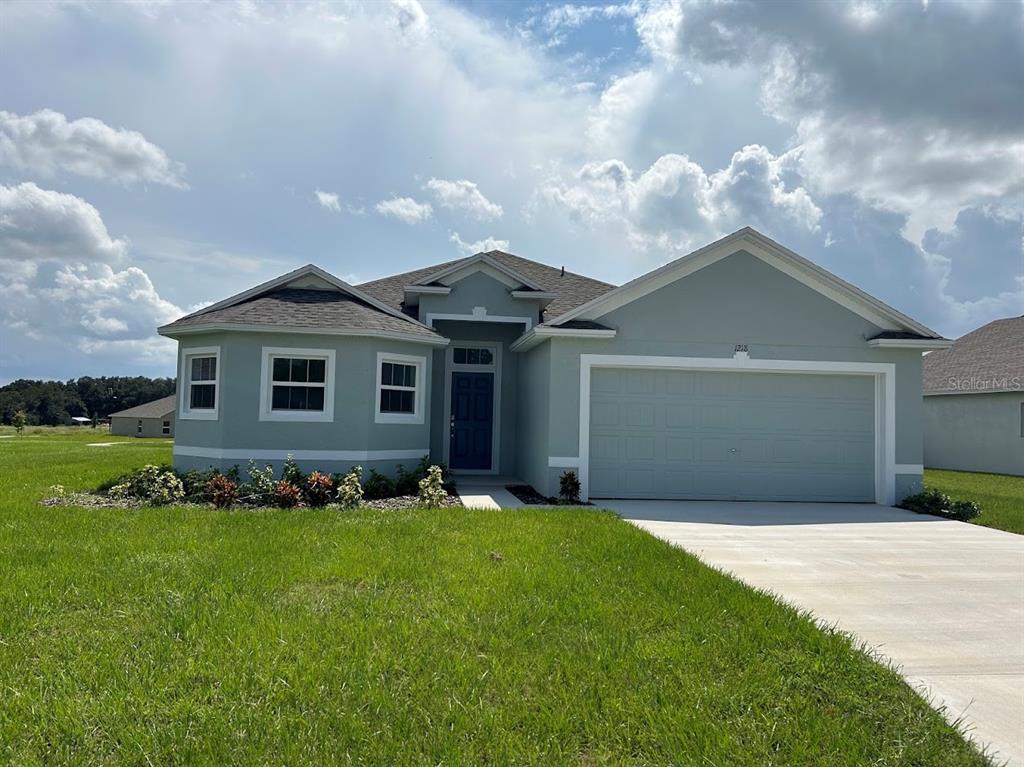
[602,500,1024,765]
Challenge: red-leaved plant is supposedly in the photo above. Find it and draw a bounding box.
[206,474,239,508]
[273,480,304,509]
[304,471,334,507]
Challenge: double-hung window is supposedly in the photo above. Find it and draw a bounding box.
[260,347,335,422]
[376,353,425,424]
[180,346,220,420]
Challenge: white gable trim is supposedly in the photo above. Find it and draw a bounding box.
[866,338,953,350]
[418,253,544,291]
[165,264,434,333]
[549,228,941,339]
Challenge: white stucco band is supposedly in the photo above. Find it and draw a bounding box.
[174,445,429,461]
[577,353,898,506]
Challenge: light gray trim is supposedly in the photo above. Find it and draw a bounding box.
[375,351,427,425]
[511,290,558,300]
[442,340,502,475]
[404,285,451,295]
[426,306,533,331]
[179,345,220,421]
[548,456,580,468]
[258,346,336,423]
[510,326,617,352]
[159,322,449,346]
[577,352,897,506]
[867,338,952,349]
[174,445,429,461]
[549,228,940,339]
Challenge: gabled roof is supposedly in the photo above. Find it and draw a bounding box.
[357,251,615,319]
[545,227,944,340]
[413,252,546,291]
[109,394,176,419]
[159,264,444,343]
[924,315,1024,395]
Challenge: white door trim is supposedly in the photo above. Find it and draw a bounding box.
[442,341,502,475]
[578,353,897,505]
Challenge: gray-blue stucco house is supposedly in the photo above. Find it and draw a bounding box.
[158,228,950,504]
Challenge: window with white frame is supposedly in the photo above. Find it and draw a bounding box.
[260,347,335,422]
[452,347,494,365]
[162,420,171,435]
[180,347,220,419]
[137,419,143,434]
[376,353,425,423]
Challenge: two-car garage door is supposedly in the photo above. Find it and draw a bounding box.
[588,368,876,502]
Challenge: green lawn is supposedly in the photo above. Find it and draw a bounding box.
[0,432,992,765]
[925,468,1024,535]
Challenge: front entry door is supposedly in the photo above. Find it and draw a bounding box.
[450,371,494,471]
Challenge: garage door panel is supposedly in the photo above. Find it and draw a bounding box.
[589,368,875,502]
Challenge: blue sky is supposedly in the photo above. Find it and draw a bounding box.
[1,0,1021,383]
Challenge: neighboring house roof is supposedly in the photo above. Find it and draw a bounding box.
[162,288,441,338]
[357,250,615,319]
[923,315,1024,395]
[109,394,177,419]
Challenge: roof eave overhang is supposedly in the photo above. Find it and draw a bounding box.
[867,338,953,350]
[510,326,617,352]
[158,322,449,347]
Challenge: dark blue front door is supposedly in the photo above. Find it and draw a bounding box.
[450,371,494,471]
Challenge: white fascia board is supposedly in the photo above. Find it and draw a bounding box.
[510,326,616,352]
[511,290,558,300]
[547,227,941,339]
[866,338,952,349]
[403,285,451,295]
[422,253,545,291]
[158,322,449,347]
[168,263,435,333]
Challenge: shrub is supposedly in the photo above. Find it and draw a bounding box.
[394,463,419,496]
[108,464,184,505]
[178,469,219,502]
[363,469,395,500]
[418,465,447,508]
[206,474,239,508]
[337,466,364,508]
[13,410,27,435]
[304,471,334,508]
[900,488,982,521]
[280,454,305,485]
[559,470,581,504]
[247,460,276,502]
[273,480,304,509]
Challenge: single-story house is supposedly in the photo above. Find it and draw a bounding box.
[923,315,1023,476]
[109,395,176,438]
[158,227,948,505]
[68,416,93,426]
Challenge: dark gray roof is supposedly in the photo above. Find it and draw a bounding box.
[110,395,176,419]
[923,315,1024,395]
[556,319,613,330]
[162,289,440,338]
[869,331,938,340]
[357,250,615,320]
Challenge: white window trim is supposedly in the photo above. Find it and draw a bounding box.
[179,345,221,421]
[259,346,336,423]
[425,306,533,331]
[576,352,897,506]
[442,341,501,475]
[375,352,426,425]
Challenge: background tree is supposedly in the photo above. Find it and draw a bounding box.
[0,377,175,426]
[13,410,27,434]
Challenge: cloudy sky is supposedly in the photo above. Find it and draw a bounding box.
[1,0,1021,383]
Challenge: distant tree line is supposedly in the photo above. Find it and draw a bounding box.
[0,377,176,426]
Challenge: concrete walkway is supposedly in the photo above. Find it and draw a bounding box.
[455,477,523,510]
[602,500,1024,765]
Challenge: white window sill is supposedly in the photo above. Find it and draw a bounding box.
[375,411,424,425]
[259,410,334,423]
[179,409,219,421]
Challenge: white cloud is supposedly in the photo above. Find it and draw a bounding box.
[538,145,821,252]
[315,189,341,212]
[0,109,187,188]
[375,196,434,224]
[449,231,510,255]
[426,178,503,220]
[0,182,128,265]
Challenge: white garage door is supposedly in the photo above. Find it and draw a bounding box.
[588,369,876,502]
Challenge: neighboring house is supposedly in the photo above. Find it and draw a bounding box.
[109,395,176,438]
[923,316,1024,476]
[158,227,948,505]
[68,416,93,426]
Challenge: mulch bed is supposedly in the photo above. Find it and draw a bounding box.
[505,485,591,506]
[40,493,464,511]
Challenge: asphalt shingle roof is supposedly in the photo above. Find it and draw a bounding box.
[109,395,176,419]
[162,289,440,337]
[357,250,615,321]
[923,315,1024,395]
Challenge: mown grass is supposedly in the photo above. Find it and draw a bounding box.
[0,431,991,765]
[925,468,1024,535]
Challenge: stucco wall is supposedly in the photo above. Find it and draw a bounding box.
[417,271,541,327]
[532,251,926,500]
[515,342,551,493]
[924,392,1024,476]
[173,331,434,475]
[111,414,173,438]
